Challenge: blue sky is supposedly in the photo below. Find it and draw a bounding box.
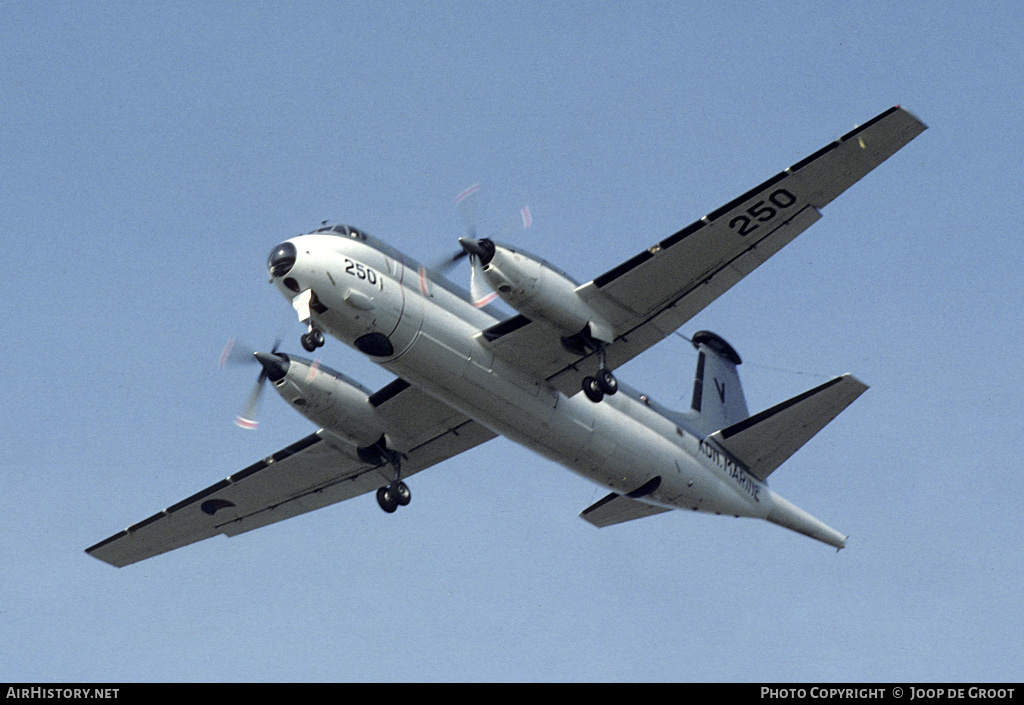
[2,1,1021,682]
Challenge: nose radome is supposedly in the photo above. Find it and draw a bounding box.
[268,241,297,278]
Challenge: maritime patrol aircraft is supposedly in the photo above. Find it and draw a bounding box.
[87,106,926,567]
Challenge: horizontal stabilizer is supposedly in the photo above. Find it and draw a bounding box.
[580,492,670,528]
[707,374,868,482]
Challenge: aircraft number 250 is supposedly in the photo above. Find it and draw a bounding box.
[728,188,797,236]
[344,258,384,290]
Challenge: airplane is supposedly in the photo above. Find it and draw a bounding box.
[86,106,926,567]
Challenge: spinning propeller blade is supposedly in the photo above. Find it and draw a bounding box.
[236,377,265,430]
[220,336,285,430]
[454,182,480,239]
[469,257,498,307]
[219,336,256,369]
[448,184,532,306]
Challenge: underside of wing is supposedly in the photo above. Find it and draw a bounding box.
[477,107,926,395]
[582,106,926,327]
[86,383,495,567]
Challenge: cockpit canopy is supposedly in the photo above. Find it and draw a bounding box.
[315,224,368,240]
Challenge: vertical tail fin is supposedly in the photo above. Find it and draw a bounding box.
[688,331,749,436]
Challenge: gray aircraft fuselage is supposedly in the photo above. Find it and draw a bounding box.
[269,230,844,548]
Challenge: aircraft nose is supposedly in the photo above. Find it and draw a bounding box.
[268,241,297,278]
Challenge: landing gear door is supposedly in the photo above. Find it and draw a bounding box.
[292,289,313,323]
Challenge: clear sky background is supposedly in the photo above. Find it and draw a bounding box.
[3,1,1021,683]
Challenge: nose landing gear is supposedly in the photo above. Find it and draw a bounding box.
[292,289,326,352]
[301,327,325,352]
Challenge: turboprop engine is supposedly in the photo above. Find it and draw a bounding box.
[252,352,388,450]
[459,237,615,344]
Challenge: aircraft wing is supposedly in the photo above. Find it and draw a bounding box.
[86,383,495,567]
[479,106,926,397]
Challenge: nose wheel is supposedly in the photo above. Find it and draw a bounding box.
[301,328,325,352]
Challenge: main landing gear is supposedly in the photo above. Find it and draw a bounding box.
[375,448,411,514]
[581,346,618,403]
[376,481,411,513]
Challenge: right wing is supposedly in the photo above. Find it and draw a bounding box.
[479,107,926,397]
[86,383,495,567]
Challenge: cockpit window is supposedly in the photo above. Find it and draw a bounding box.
[335,224,367,240]
[313,224,367,240]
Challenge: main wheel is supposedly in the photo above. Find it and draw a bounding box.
[582,376,604,403]
[376,486,398,513]
[312,329,325,348]
[301,332,317,352]
[597,369,618,396]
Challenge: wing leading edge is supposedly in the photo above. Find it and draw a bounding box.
[86,384,495,567]
[479,106,927,396]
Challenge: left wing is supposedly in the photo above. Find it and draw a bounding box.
[86,384,495,567]
[479,106,926,396]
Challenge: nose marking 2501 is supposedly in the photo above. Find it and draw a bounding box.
[343,258,384,291]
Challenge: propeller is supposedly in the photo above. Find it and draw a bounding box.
[442,183,532,307]
[455,182,480,239]
[219,336,289,430]
[460,237,498,307]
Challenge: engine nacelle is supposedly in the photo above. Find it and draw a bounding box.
[481,243,614,343]
[268,355,387,449]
